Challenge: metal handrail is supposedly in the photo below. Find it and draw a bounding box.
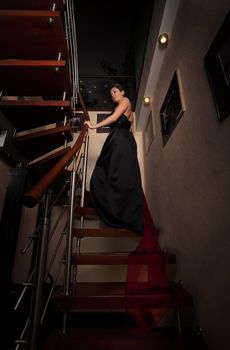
[65,0,79,111]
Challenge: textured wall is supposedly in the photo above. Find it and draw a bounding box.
[143,1,230,349]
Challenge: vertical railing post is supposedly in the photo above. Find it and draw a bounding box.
[62,156,77,333]
[26,191,52,350]
[76,134,89,256]
[80,134,89,208]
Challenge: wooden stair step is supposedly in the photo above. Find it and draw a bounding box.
[71,252,176,265]
[51,281,193,311]
[0,0,65,11]
[0,10,68,60]
[74,227,140,238]
[0,99,72,131]
[14,124,73,161]
[75,206,98,217]
[0,61,71,97]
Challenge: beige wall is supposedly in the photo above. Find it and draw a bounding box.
[142,1,230,349]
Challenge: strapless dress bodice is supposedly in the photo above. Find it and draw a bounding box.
[110,114,131,130]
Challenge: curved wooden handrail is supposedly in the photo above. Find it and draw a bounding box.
[77,91,90,121]
[24,91,90,208]
[24,126,87,207]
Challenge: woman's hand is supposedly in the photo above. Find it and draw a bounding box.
[84,121,95,129]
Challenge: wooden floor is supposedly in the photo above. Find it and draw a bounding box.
[40,327,208,350]
[39,313,209,350]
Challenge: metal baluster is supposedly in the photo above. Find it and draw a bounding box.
[62,156,77,334]
[26,192,52,350]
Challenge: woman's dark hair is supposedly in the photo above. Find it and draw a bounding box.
[109,82,134,109]
[109,83,125,93]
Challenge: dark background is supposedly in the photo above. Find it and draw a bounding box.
[74,0,154,109]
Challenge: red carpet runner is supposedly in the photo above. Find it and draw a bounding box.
[126,195,175,334]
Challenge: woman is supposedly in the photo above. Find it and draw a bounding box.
[84,83,144,234]
[85,84,171,333]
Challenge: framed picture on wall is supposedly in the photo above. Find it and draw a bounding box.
[71,113,84,131]
[144,111,155,154]
[160,70,185,145]
[204,10,230,121]
[96,113,111,133]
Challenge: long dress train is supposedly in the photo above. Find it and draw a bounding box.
[126,196,175,334]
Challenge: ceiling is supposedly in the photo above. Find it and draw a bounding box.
[74,0,154,109]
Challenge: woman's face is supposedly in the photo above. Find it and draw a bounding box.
[110,87,124,103]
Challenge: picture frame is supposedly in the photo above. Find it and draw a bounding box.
[144,111,155,154]
[96,113,111,133]
[160,70,185,145]
[204,11,230,122]
[71,113,85,131]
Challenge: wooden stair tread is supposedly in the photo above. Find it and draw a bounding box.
[0,100,71,106]
[0,63,71,97]
[15,124,72,140]
[0,100,72,131]
[0,60,67,66]
[74,227,140,238]
[0,11,68,59]
[0,11,68,60]
[75,206,98,217]
[14,125,73,161]
[0,1,65,11]
[71,252,176,265]
[29,147,70,168]
[51,282,193,311]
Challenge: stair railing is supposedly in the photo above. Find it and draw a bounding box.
[24,124,87,208]
[14,185,69,349]
[14,181,70,315]
[26,191,52,350]
[20,181,69,256]
[14,131,89,349]
[15,0,92,344]
[64,0,79,112]
[23,87,90,207]
[61,156,78,333]
[61,131,90,333]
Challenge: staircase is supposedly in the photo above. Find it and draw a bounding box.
[50,205,193,333]
[0,0,75,175]
[0,2,195,350]
[0,1,79,349]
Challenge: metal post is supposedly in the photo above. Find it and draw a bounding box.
[62,157,77,334]
[80,134,89,208]
[175,308,182,333]
[26,192,52,350]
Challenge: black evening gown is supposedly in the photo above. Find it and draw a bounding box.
[90,114,144,234]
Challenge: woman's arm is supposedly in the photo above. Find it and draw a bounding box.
[85,97,130,130]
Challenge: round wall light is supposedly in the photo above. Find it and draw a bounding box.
[158,33,169,47]
[143,96,151,105]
